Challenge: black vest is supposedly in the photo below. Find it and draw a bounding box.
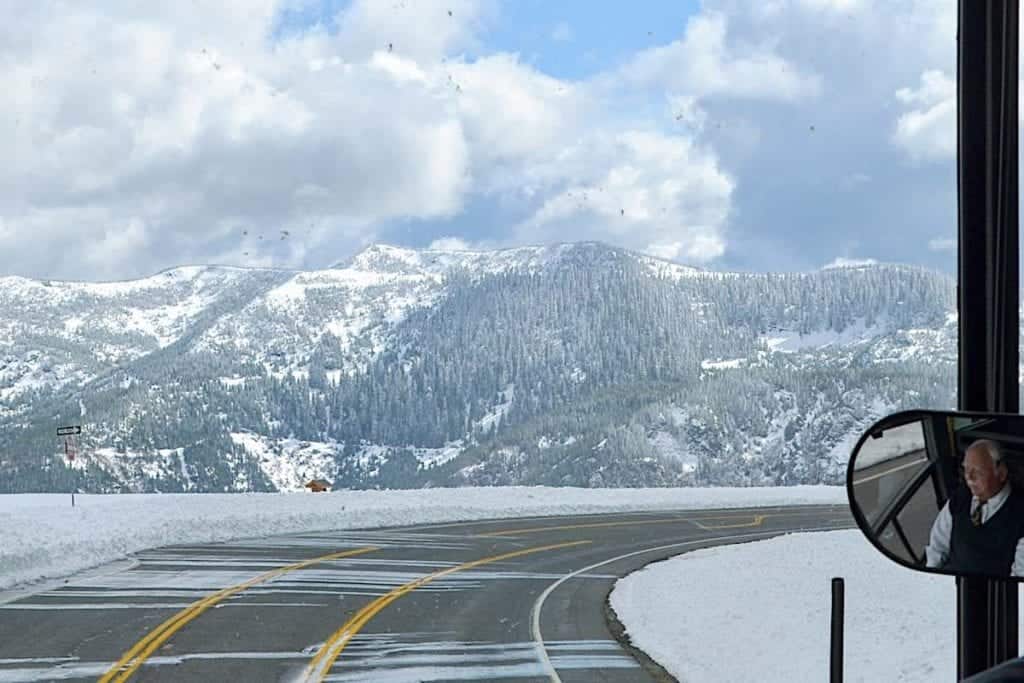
[945,485,1024,577]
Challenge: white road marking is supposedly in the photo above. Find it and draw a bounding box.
[852,457,929,485]
[530,525,840,682]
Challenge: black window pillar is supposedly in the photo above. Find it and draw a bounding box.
[957,0,1019,677]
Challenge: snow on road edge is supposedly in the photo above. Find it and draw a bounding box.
[0,486,844,591]
[610,529,960,682]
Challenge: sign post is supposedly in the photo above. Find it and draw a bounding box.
[57,425,82,507]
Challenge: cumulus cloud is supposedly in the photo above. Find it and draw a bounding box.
[515,130,733,264]
[0,0,495,279]
[2,0,767,280]
[798,0,866,11]
[428,237,475,251]
[667,94,708,134]
[332,0,497,63]
[0,0,964,281]
[928,237,956,252]
[753,0,867,17]
[615,11,820,101]
[893,70,956,161]
[448,54,586,178]
[822,257,878,269]
[483,8,824,264]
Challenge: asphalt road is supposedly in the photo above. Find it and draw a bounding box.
[850,449,940,564]
[0,504,852,682]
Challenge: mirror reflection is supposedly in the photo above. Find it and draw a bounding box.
[848,411,1024,580]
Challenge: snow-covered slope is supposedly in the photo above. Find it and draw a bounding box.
[0,266,286,403]
[0,241,965,493]
[194,243,626,379]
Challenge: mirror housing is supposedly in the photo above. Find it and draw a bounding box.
[848,410,1024,582]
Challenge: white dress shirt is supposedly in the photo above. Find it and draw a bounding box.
[925,483,1024,576]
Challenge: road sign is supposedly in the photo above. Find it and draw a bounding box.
[56,426,82,508]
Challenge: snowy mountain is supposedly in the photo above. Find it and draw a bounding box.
[0,242,962,493]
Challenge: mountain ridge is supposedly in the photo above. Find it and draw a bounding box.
[0,241,962,493]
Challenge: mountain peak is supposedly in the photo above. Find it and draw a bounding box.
[330,241,721,285]
[342,243,425,272]
[341,240,635,268]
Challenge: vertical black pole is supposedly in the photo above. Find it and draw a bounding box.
[957,0,1019,678]
[64,438,73,508]
[831,578,844,683]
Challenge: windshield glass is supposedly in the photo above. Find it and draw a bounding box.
[0,1,958,492]
[0,2,960,682]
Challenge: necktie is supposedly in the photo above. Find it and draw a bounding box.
[972,501,986,526]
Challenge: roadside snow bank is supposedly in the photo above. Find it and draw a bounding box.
[0,486,843,591]
[610,529,960,682]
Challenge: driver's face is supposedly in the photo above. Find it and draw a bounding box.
[963,448,1007,501]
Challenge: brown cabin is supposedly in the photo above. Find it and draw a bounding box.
[304,479,331,493]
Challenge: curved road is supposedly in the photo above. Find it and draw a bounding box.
[0,504,852,682]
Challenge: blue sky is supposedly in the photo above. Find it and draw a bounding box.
[0,0,960,280]
[274,1,703,80]
[481,1,703,80]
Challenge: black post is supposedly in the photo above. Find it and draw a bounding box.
[830,577,844,683]
[957,0,1019,678]
[64,438,73,508]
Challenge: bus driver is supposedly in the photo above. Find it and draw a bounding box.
[925,439,1024,578]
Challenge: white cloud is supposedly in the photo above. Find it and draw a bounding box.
[928,237,956,252]
[515,130,733,264]
[798,0,866,11]
[0,0,966,280]
[822,257,878,269]
[893,70,955,161]
[551,22,573,42]
[893,64,1023,164]
[332,0,497,63]
[1,0,744,279]
[428,237,474,251]
[753,0,867,17]
[448,54,586,176]
[668,94,708,134]
[0,1,489,279]
[616,11,820,101]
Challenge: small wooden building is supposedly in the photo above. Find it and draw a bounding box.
[304,479,332,493]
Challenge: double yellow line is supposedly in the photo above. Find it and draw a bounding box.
[300,539,591,682]
[477,513,767,537]
[99,546,378,682]
[476,518,682,537]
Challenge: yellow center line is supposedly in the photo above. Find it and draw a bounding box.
[301,539,591,682]
[476,518,683,537]
[99,546,378,683]
[477,514,768,537]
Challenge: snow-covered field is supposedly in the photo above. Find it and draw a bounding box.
[611,529,974,682]
[0,486,844,591]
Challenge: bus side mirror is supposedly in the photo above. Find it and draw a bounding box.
[848,409,1024,582]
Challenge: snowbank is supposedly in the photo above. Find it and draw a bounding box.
[0,486,844,591]
[853,420,926,470]
[611,529,967,682]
